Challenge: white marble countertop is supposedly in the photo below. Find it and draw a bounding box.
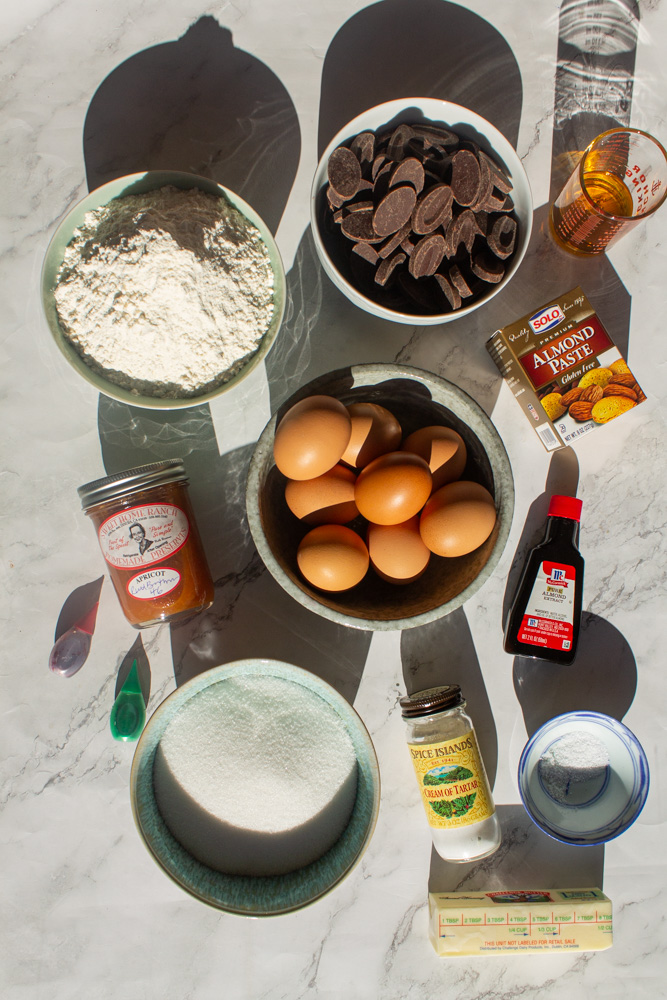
[2,1,666,997]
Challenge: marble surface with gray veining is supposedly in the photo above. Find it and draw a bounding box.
[1,1,666,997]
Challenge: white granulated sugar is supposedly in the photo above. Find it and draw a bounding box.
[538,731,610,805]
[153,674,358,876]
[53,186,274,398]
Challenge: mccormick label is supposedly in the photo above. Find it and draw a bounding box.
[516,561,576,651]
[98,503,190,570]
[408,730,495,830]
[486,287,645,451]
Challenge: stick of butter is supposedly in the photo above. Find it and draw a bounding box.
[429,888,612,956]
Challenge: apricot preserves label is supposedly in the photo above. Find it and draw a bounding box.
[98,504,190,570]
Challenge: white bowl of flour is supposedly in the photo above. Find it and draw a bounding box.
[42,172,285,408]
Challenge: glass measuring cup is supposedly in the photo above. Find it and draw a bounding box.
[550,128,667,255]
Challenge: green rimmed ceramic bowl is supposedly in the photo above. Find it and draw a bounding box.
[246,363,514,630]
[41,171,286,410]
[130,659,380,916]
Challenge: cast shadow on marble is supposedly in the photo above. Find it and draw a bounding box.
[317,0,522,158]
[428,804,604,893]
[502,446,637,736]
[54,576,104,641]
[501,446,580,628]
[400,609,498,787]
[83,15,300,235]
[513,612,637,738]
[549,0,639,204]
[503,0,640,357]
[97,396,371,703]
[115,633,151,705]
[266,0,524,418]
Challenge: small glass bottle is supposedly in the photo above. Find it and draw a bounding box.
[504,495,584,664]
[78,460,214,629]
[400,685,501,863]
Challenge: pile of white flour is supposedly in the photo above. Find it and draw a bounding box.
[54,185,275,398]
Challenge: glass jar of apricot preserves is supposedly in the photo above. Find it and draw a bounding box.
[78,460,214,628]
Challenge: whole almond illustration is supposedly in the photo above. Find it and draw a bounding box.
[560,387,583,407]
[580,385,604,403]
[603,384,638,402]
[609,372,636,388]
[569,401,594,421]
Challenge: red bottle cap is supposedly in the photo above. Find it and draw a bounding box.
[547,495,582,521]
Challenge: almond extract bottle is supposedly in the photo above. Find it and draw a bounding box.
[504,495,584,665]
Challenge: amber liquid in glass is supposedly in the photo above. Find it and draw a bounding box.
[551,170,635,254]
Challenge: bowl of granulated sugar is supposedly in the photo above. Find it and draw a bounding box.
[518,711,649,846]
[41,171,286,409]
[130,659,380,915]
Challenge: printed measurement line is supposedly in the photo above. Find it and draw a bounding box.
[438,914,611,931]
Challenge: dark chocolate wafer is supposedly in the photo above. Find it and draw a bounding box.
[378,221,413,258]
[471,251,505,283]
[389,157,425,194]
[328,146,362,200]
[434,273,462,310]
[409,234,446,278]
[341,209,384,243]
[488,216,517,259]
[376,251,407,286]
[413,184,453,235]
[373,186,417,237]
[450,150,481,207]
[351,132,375,169]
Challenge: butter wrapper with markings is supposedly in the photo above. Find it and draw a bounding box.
[487,287,645,451]
[429,888,612,956]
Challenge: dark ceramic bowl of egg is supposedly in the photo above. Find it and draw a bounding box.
[246,364,514,631]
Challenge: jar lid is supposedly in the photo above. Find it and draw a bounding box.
[399,684,464,718]
[547,495,582,521]
[78,460,187,510]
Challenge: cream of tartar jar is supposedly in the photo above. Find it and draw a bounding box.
[400,685,501,862]
[78,460,214,629]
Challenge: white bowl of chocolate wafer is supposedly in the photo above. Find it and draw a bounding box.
[311,99,532,325]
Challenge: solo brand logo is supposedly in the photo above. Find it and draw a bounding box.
[529,304,565,334]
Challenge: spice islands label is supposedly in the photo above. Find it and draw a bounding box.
[408,730,495,829]
[98,503,190,570]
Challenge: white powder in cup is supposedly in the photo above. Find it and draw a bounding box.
[153,674,359,876]
[538,730,610,806]
[54,185,275,398]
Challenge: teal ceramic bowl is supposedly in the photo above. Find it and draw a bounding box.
[130,659,380,916]
[41,171,286,410]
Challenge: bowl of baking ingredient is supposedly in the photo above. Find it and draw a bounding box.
[41,171,286,409]
[245,363,514,630]
[518,712,650,846]
[311,98,532,325]
[131,659,380,916]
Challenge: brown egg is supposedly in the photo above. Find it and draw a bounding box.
[420,481,496,557]
[285,464,359,525]
[297,524,369,591]
[273,395,352,480]
[341,402,402,469]
[367,516,431,584]
[355,451,432,525]
[402,425,467,491]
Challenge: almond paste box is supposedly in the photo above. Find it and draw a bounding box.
[486,286,646,451]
